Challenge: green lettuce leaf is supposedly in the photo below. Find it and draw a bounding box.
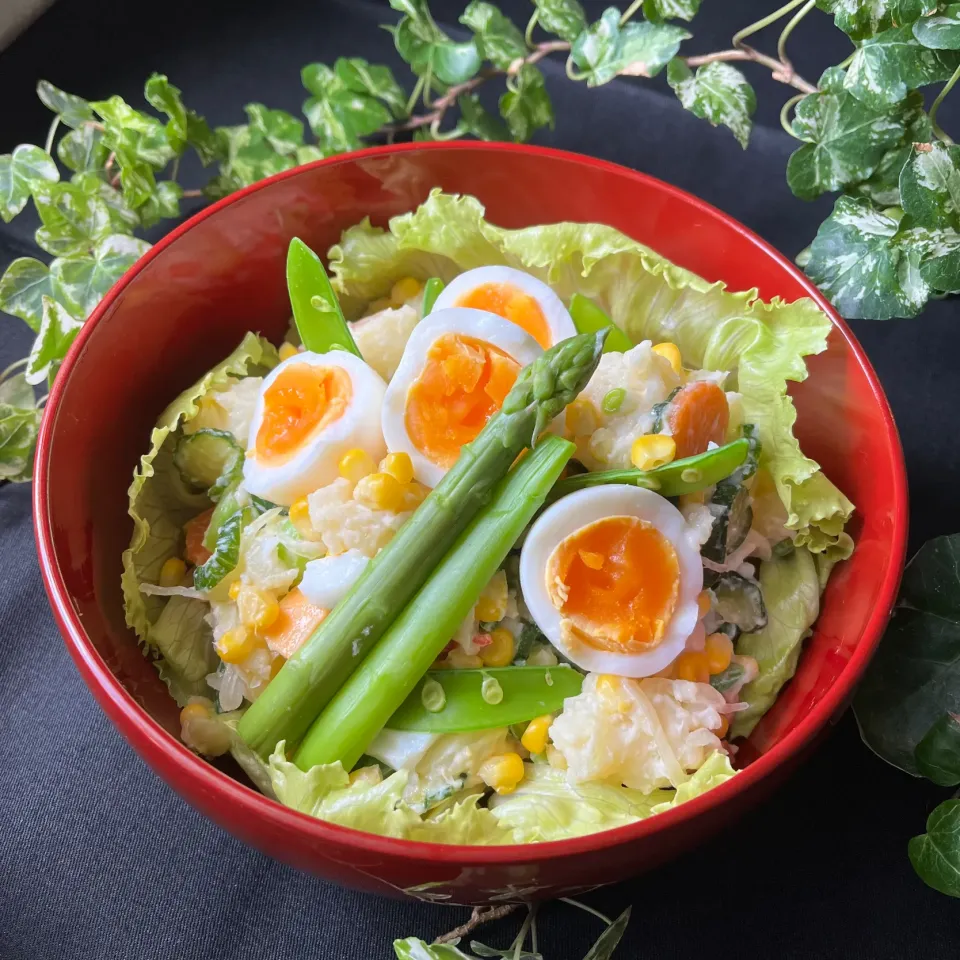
[489,751,736,842]
[730,546,821,738]
[268,743,518,844]
[121,332,279,704]
[329,191,853,556]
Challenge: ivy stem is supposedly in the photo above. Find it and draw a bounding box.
[169,155,180,183]
[732,0,808,48]
[524,9,539,47]
[181,188,203,198]
[404,74,425,117]
[837,50,856,70]
[930,64,960,145]
[0,358,29,383]
[683,47,817,93]
[780,92,807,138]
[510,908,534,960]
[777,0,816,69]
[44,116,60,156]
[620,0,644,25]
[559,897,612,925]
[436,904,519,944]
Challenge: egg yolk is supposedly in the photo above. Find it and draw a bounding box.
[455,282,552,349]
[546,515,680,654]
[255,363,352,463]
[405,333,521,467]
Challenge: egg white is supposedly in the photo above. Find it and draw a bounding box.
[432,266,576,348]
[382,307,542,487]
[243,350,387,506]
[519,485,703,678]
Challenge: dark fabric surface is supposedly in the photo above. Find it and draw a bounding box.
[2,2,959,958]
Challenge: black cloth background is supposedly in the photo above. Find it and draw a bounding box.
[2,2,959,958]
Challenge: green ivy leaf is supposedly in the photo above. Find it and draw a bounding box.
[36,80,93,129]
[0,144,60,222]
[915,713,960,786]
[206,124,297,199]
[0,388,41,482]
[805,195,928,319]
[902,221,960,291]
[643,0,703,21]
[51,234,151,317]
[913,3,960,49]
[72,173,140,234]
[460,1,528,69]
[0,258,54,331]
[499,63,554,141]
[666,60,756,149]
[114,149,156,210]
[295,145,326,164]
[390,0,482,84]
[334,58,407,118]
[844,25,960,107]
[244,104,304,156]
[533,0,587,42]
[139,181,183,229]
[144,74,221,165]
[459,93,510,140]
[571,7,690,86]
[815,0,930,41]
[785,86,904,199]
[33,182,112,256]
[57,125,107,174]
[909,799,960,898]
[302,63,392,152]
[26,296,84,386]
[91,95,175,169]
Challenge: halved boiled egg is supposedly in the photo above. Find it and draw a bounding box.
[432,266,576,349]
[382,308,541,487]
[520,486,703,678]
[243,350,386,505]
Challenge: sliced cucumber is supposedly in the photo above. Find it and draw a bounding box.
[710,661,746,694]
[174,429,243,494]
[712,572,768,633]
[700,423,761,562]
[194,506,250,592]
[651,386,681,434]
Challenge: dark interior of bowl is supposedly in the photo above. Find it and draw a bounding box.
[41,144,902,776]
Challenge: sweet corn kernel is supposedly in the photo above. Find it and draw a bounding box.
[289,498,313,538]
[652,341,683,375]
[179,701,209,724]
[402,481,430,509]
[674,651,710,684]
[159,557,186,587]
[697,590,712,619]
[236,584,280,631]
[229,581,242,600]
[478,752,525,794]
[380,451,414,485]
[356,471,406,512]
[717,715,730,739]
[215,625,258,664]
[446,648,483,669]
[278,342,299,361]
[479,627,515,667]
[704,632,734,674]
[390,276,423,306]
[521,715,553,754]
[631,434,677,471]
[339,448,377,484]
[566,397,598,435]
[430,658,450,670]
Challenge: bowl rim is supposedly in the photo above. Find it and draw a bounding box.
[33,140,908,864]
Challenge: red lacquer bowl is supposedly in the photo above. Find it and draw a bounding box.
[34,143,907,904]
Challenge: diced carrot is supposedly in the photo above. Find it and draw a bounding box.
[667,382,730,459]
[259,587,328,659]
[184,507,215,566]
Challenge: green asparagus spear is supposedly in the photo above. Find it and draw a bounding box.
[294,434,574,771]
[237,330,607,756]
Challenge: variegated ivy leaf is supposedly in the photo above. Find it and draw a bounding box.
[57,125,107,174]
[139,181,183,230]
[91,95,175,169]
[144,74,221,165]
[0,397,41,482]
[844,26,960,108]
[334,58,407,119]
[913,3,960,49]
[36,80,93,129]
[805,196,929,319]
[244,104,304,156]
[205,124,297,199]
[301,63,392,153]
[666,60,755,149]
[460,1,527,70]
[533,0,586,42]
[51,234,151,318]
[459,93,510,140]
[71,173,140,234]
[571,7,690,87]
[0,258,55,332]
[815,0,931,41]
[33,182,112,257]
[786,84,904,199]
[643,0,703,21]
[499,64,554,141]
[389,0,482,85]
[26,296,84,386]
[0,144,59,222]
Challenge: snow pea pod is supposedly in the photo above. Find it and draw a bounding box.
[422,277,445,316]
[387,666,583,733]
[286,237,361,356]
[549,437,750,501]
[568,293,633,353]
